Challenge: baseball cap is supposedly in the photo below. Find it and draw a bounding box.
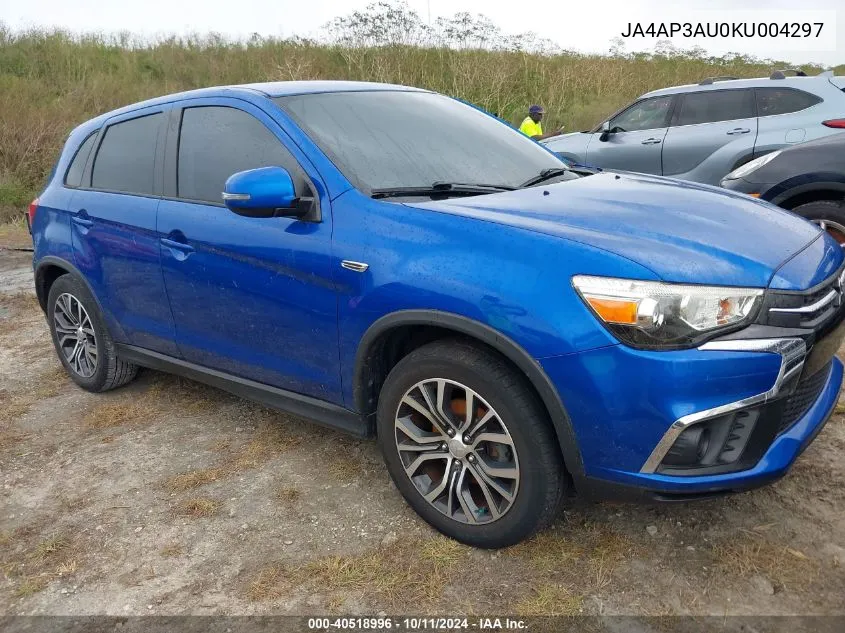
[529,105,545,114]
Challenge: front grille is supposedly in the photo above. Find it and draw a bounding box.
[760,262,845,331]
[778,362,832,434]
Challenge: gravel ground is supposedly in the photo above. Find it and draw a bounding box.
[1,242,844,621]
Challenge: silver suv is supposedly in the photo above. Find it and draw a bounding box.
[544,70,845,186]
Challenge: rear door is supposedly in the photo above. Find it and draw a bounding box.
[661,88,757,185]
[69,107,179,356]
[754,87,826,155]
[584,95,675,175]
[156,99,341,402]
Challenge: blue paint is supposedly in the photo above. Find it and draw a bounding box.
[224,166,297,212]
[589,358,843,493]
[540,345,784,474]
[30,81,844,501]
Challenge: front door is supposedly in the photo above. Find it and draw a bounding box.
[156,100,341,402]
[585,95,675,175]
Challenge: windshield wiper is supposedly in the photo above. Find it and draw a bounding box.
[432,181,516,191]
[371,182,515,200]
[518,167,570,188]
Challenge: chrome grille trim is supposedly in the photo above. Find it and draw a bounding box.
[769,289,838,314]
[639,338,806,474]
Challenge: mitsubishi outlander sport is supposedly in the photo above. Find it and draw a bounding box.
[28,81,845,548]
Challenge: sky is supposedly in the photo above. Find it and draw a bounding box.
[2,0,843,66]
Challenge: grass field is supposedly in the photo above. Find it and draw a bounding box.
[1,245,844,617]
[1,20,843,223]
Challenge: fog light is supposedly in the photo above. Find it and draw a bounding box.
[662,425,709,466]
[657,409,760,475]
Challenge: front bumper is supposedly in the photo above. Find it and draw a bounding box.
[720,175,774,198]
[595,357,840,497]
[542,308,844,498]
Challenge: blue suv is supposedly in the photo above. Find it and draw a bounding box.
[28,81,845,548]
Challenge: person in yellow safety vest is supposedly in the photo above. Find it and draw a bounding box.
[518,105,565,140]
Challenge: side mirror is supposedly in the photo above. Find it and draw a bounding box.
[222,166,311,219]
[599,121,613,142]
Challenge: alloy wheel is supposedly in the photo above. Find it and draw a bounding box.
[394,378,520,524]
[53,292,98,378]
[813,219,845,246]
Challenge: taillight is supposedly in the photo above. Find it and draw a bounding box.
[822,119,845,128]
[27,198,39,232]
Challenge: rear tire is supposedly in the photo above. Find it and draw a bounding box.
[792,200,845,245]
[47,274,138,393]
[376,339,566,548]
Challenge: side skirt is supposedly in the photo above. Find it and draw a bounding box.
[115,344,369,438]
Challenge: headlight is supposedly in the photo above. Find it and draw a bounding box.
[572,275,763,349]
[724,151,782,181]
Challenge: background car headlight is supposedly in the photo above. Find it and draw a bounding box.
[572,275,763,349]
[724,151,782,181]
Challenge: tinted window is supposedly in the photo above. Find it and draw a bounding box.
[675,90,754,126]
[275,91,563,192]
[91,113,162,195]
[609,96,673,132]
[756,88,822,117]
[177,106,305,205]
[64,132,97,188]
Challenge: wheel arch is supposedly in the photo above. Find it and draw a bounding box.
[34,256,79,312]
[770,182,845,210]
[353,310,585,477]
[33,257,125,340]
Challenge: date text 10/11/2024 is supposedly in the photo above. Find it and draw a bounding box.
[308,617,528,630]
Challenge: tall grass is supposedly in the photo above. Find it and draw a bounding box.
[0,21,841,222]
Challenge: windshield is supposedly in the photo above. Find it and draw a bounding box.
[274,91,566,193]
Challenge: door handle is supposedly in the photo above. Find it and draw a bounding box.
[72,209,93,228]
[726,128,751,135]
[641,138,662,145]
[160,238,194,253]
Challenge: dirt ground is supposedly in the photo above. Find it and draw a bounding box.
[1,234,844,620]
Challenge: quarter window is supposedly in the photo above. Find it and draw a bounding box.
[177,106,305,205]
[91,113,162,195]
[756,88,822,117]
[609,96,674,132]
[64,132,97,188]
[675,90,755,126]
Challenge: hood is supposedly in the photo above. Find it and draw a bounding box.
[542,131,591,157]
[544,131,588,141]
[407,171,833,289]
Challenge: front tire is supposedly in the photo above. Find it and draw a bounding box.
[47,274,138,392]
[376,339,566,548]
[793,200,845,245]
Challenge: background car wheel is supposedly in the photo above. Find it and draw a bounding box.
[376,339,566,548]
[793,200,845,246]
[47,274,138,392]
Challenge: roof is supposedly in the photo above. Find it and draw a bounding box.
[640,73,838,99]
[77,80,426,131]
[238,80,426,97]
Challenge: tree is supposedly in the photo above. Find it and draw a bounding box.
[325,1,429,47]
